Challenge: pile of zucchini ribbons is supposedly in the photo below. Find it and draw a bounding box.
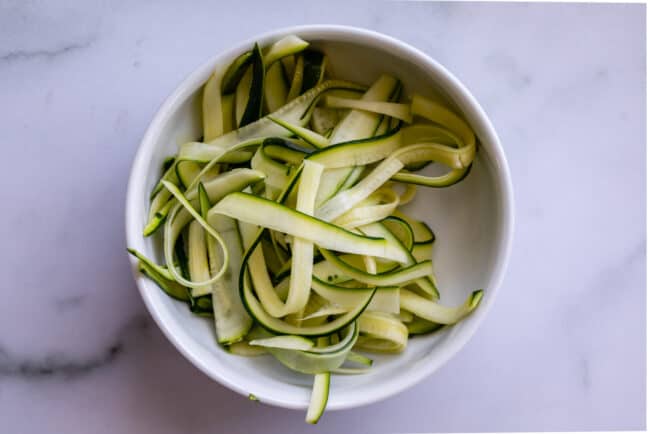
[129,35,483,424]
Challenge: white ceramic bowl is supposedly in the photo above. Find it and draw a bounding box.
[125,25,514,411]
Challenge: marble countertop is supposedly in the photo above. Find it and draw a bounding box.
[0,2,645,432]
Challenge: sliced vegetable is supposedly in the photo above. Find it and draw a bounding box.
[130,34,484,425]
[306,372,330,424]
[324,96,413,123]
[136,260,189,302]
[208,193,410,264]
[300,50,327,94]
[400,289,483,324]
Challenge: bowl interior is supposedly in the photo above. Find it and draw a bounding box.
[127,26,510,410]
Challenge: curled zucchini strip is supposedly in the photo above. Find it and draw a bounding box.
[264,323,359,374]
[400,288,484,324]
[319,248,431,287]
[317,141,475,222]
[356,311,409,353]
[162,181,230,288]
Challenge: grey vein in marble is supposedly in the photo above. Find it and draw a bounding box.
[0,316,149,380]
[0,39,94,64]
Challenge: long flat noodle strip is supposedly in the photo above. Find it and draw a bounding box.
[146,161,183,232]
[308,253,400,283]
[268,116,329,149]
[324,96,413,123]
[264,323,357,374]
[185,168,265,202]
[187,220,212,297]
[316,141,475,222]
[162,181,230,288]
[391,165,471,187]
[356,311,409,353]
[400,288,483,324]
[411,94,475,148]
[135,259,189,301]
[148,186,173,223]
[249,335,314,351]
[127,248,175,281]
[319,248,431,286]
[300,305,348,320]
[150,158,179,200]
[329,74,399,144]
[284,160,324,315]
[307,127,402,169]
[177,138,261,163]
[359,254,400,313]
[308,277,400,313]
[244,235,289,318]
[401,123,463,147]
[209,192,409,263]
[263,35,309,67]
[203,64,227,142]
[264,62,288,113]
[263,141,308,164]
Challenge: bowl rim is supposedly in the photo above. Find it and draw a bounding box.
[125,24,515,411]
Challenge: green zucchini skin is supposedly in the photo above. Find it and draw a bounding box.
[239,44,265,128]
[222,50,253,94]
[136,260,190,302]
[300,50,326,94]
[391,162,473,188]
[162,156,176,173]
